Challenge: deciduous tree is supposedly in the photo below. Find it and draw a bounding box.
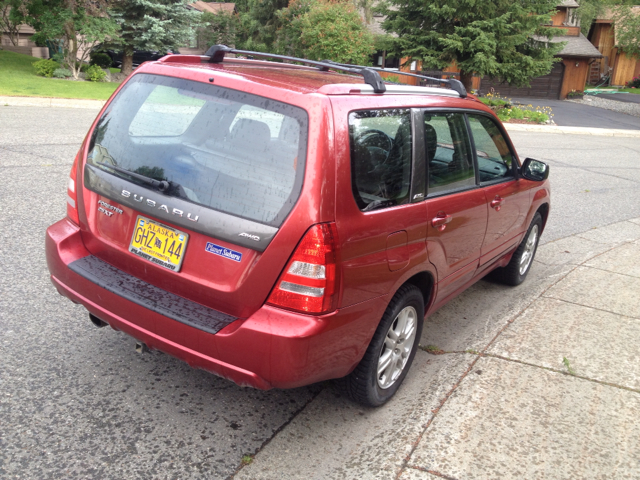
[274,0,374,64]
[0,0,28,46]
[26,0,117,79]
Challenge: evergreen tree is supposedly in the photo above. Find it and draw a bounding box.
[109,0,200,75]
[380,0,566,91]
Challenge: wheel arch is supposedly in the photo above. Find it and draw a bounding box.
[536,202,550,233]
[403,270,435,314]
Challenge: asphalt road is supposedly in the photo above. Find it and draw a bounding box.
[1,106,639,479]
[511,97,640,130]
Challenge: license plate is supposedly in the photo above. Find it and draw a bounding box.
[129,216,189,272]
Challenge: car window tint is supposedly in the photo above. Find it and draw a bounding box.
[349,109,412,211]
[467,115,514,183]
[88,74,308,227]
[129,86,206,137]
[425,112,475,195]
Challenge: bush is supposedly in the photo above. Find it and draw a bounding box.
[80,63,91,73]
[85,64,107,82]
[382,74,401,83]
[33,59,60,78]
[52,68,73,78]
[51,52,65,64]
[627,76,640,88]
[90,52,112,69]
[523,110,549,123]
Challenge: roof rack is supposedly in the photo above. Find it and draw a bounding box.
[205,44,386,93]
[204,45,467,98]
[320,60,467,98]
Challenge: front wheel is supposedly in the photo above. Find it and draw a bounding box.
[493,212,542,286]
[337,284,424,407]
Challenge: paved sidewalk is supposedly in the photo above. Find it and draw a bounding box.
[0,95,106,109]
[234,217,640,479]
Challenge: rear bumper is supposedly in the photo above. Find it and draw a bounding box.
[46,219,386,389]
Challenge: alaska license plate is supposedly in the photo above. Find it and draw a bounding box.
[129,216,189,272]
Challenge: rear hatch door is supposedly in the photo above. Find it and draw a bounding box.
[79,73,310,318]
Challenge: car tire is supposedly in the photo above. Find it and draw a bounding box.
[492,212,542,286]
[337,284,424,407]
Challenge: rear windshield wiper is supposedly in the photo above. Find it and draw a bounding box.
[96,161,170,193]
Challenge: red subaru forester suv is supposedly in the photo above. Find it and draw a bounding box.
[46,46,550,406]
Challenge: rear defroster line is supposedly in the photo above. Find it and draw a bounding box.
[69,255,237,334]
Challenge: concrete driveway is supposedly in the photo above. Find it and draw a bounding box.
[597,92,640,104]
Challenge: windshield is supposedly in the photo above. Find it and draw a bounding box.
[87,74,308,226]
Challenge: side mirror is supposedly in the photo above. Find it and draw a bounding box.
[521,158,549,181]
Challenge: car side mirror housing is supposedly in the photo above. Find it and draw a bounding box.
[521,158,549,181]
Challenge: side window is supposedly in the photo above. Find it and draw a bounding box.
[349,109,412,211]
[467,115,514,183]
[425,112,475,195]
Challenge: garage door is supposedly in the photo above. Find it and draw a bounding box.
[479,63,565,99]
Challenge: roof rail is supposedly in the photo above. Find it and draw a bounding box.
[205,44,387,93]
[204,45,467,98]
[320,60,467,98]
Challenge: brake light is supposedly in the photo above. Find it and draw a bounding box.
[67,151,80,225]
[267,223,340,314]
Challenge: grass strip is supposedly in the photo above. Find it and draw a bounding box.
[0,50,120,100]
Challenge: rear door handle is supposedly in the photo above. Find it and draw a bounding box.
[431,213,452,231]
[490,196,504,211]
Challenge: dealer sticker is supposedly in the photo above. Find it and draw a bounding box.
[205,242,242,262]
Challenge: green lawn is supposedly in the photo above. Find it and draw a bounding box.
[0,50,120,100]
[585,85,640,95]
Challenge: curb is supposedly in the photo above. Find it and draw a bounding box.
[504,123,640,137]
[2,95,639,138]
[0,95,105,109]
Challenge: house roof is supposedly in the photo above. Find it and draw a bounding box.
[557,0,580,8]
[189,2,236,14]
[535,33,603,58]
[596,6,640,22]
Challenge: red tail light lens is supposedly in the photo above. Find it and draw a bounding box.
[67,151,80,225]
[267,223,340,314]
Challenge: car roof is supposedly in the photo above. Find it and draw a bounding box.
[156,56,465,98]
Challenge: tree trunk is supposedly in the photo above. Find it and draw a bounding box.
[64,21,80,79]
[121,47,134,76]
[459,71,474,94]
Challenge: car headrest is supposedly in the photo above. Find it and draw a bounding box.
[230,118,271,147]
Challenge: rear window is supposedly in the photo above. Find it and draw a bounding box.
[88,74,308,226]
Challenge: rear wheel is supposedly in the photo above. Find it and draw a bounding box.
[492,213,542,286]
[338,284,424,407]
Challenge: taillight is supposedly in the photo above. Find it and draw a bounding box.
[67,151,80,225]
[267,223,340,314]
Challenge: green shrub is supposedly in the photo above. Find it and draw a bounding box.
[509,107,525,120]
[90,52,112,69]
[85,64,107,82]
[80,63,91,73]
[51,52,65,64]
[382,74,401,84]
[33,59,60,78]
[627,76,640,88]
[523,110,549,123]
[52,68,73,78]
